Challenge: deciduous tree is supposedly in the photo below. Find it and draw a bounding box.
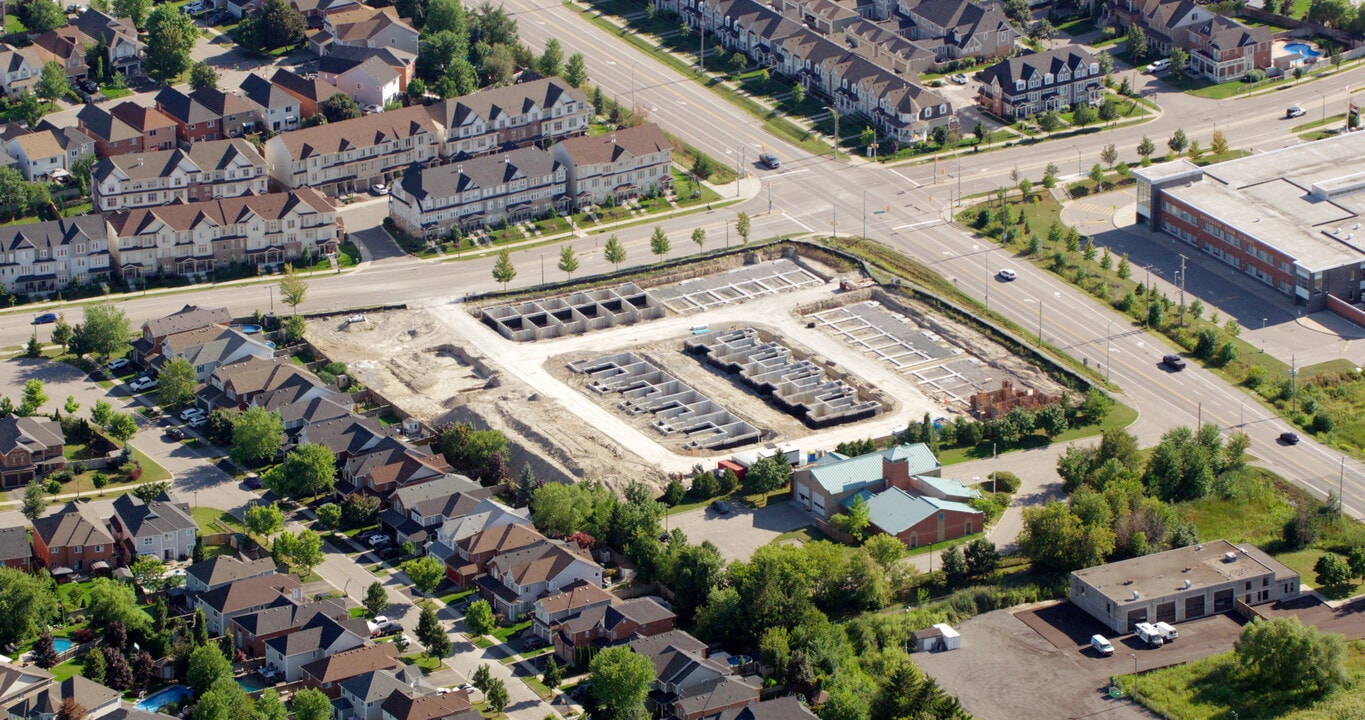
[557,245,580,279]
[404,556,444,595]
[259,0,306,48]
[650,226,670,260]
[77,303,131,359]
[35,61,69,106]
[290,688,331,720]
[278,264,308,314]
[1236,616,1347,694]
[189,61,218,91]
[364,581,388,617]
[244,503,285,537]
[145,6,198,82]
[321,93,361,122]
[603,234,626,269]
[230,407,284,465]
[21,481,45,521]
[491,249,516,289]
[27,0,66,33]
[589,646,654,718]
[187,644,232,695]
[464,599,495,636]
[157,357,196,407]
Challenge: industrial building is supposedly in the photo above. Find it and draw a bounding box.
[1133,132,1365,312]
[1068,539,1300,634]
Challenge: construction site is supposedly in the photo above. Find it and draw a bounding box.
[305,247,1064,492]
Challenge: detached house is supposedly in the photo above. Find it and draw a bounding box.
[7,126,95,182]
[532,580,613,643]
[300,643,404,699]
[158,325,275,381]
[231,598,350,658]
[0,526,30,572]
[241,74,302,134]
[205,355,331,410]
[31,502,115,576]
[0,216,113,296]
[631,631,759,720]
[184,554,278,594]
[477,540,603,618]
[897,0,1018,61]
[447,522,546,587]
[388,148,568,238]
[108,492,197,563]
[311,6,419,56]
[317,55,403,108]
[1186,16,1270,83]
[70,10,143,77]
[976,47,1104,118]
[0,44,45,98]
[344,438,452,497]
[196,573,303,635]
[1108,0,1209,58]
[269,69,343,119]
[0,415,65,489]
[429,499,531,563]
[264,612,368,682]
[552,124,673,209]
[380,474,490,546]
[131,304,231,369]
[550,596,676,663]
[337,667,436,720]
[379,690,477,720]
[4,674,122,720]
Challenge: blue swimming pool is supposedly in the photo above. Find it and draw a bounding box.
[136,685,193,712]
[51,638,72,653]
[1285,42,1322,59]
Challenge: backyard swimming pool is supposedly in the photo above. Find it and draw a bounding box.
[1285,42,1322,59]
[135,685,193,712]
[51,638,72,653]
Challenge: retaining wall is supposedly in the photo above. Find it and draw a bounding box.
[481,283,666,341]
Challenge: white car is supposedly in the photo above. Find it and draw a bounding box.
[997,268,1017,281]
[348,314,367,324]
[949,73,968,85]
[1146,59,1170,73]
[1286,105,1306,118]
[1090,634,1114,656]
[129,376,157,392]
[107,358,130,371]
[370,183,389,196]
[179,407,206,422]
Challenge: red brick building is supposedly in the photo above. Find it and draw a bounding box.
[30,502,114,576]
[0,416,66,489]
[551,597,677,664]
[1187,16,1271,83]
[0,526,31,571]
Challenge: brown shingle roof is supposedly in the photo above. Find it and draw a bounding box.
[554,123,671,166]
[457,523,545,559]
[106,189,334,235]
[536,579,611,616]
[378,689,472,720]
[300,643,402,685]
[31,502,114,551]
[197,574,300,614]
[273,105,437,161]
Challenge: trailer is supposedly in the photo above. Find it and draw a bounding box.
[1135,622,1164,647]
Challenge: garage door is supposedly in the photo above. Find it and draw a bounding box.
[1185,595,1205,619]
[812,494,825,518]
[1156,602,1176,623]
[796,483,810,507]
[1126,608,1147,632]
[1214,589,1234,612]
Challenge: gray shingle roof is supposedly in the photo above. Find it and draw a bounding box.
[31,502,113,552]
[396,147,561,202]
[0,217,108,256]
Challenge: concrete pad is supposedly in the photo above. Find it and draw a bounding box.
[667,499,811,562]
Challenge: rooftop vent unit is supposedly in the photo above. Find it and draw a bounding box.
[1223,552,1238,563]
[1183,579,1191,590]
[1132,591,1140,600]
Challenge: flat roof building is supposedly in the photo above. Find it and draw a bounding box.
[1069,539,1300,634]
[1133,132,1365,312]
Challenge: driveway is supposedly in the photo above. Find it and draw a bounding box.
[667,499,811,562]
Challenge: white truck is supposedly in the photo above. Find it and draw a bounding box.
[1154,621,1179,641]
[1135,622,1165,647]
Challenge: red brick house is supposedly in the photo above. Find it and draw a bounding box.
[230,599,349,658]
[856,487,982,549]
[299,643,404,699]
[30,502,114,576]
[550,597,676,663]
[0,416,65,489]
[1186,16,1271,83]
[0,526,31,571]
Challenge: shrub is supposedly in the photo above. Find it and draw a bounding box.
[1313,413,1336,434]
[987,471,1021,494]
[72,628,94,642]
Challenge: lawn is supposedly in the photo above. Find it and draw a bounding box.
[399,654,443,675]
[99,86,133,100]
[437,588,475,607]
[1121,641,1365,720]
[521,674,555,701]
[4,14,26,34]
[191,506,244,534]
[490,619,532,645]
[1176,467,1294,548]
[1055,17,1098,37]
[49,655,87,682]
[671,168,724,207]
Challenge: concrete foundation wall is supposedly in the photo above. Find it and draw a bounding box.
[481,283,666,341]
[568,352,760,451]
[685,328,882,428]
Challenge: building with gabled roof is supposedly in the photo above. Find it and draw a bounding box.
[897,0,1018,61]
[205,355,331,410]
[264,612,368,682]
[1186,15,1271,83]
[241,73,303,134]
[300,643,404,698]
[77,102,176,158]
[185,553,278,594]
[231,598,350,658]
[318,54,403,108]
[532,579,613,643]
[0,416,66,489]
[0,526,29,572]
[388,147,567,238]
[379,688,476,720]
[426,77,590,160]
[196,573,302,635]
[270,69,343,119]
[550,596,676,663]
[338,666,435,720]
[108,492,197,563]
[311,5,419,56]
[6,125,95,182]
[4,674,121,720]
[976,47,1104,119]
[551,124,673,209]
[157,325,275,381]
[132,304,231,369]
[92,138,268,212]
[264,105,441,196]
[31,501,114,576]
[429,499,532,563]
[154,86,263,143]
[381,474,488,546]
[477,540,603,618]
[0,216,113,296]
[848,486,982,548]
[345,438,451,497]
[106,189,339,279]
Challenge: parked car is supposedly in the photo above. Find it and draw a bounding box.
[107,358,130,371]
[1286,105,1306,119]
[370,183,388,196]
[129,376,157,392]
[165,426,185,441]
[365,532,391,547]
[949,73,968,84]
[32,312,56,325]
[369,620,402,638]
[1090,634,1114,656]
[1280,431,1300,445]
[179,407,205,421]
[1146,59,1170,72]
[1161,354,1186,371]
[244,475,262,489]
[188,416,208,428]
[709,500,729,515]
[997,268,1017,281]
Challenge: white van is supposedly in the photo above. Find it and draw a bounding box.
[1135,622,1165,647]
[1154,621,1178,641]
[1090,634,1115,656]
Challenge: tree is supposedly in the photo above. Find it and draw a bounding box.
[279,442,336,499]
[145,5,198,82]
[130,555,166,589]
[254,690,287,720]
[1099,99,1119,125]
[471,664,492,692]
[1236,616,1347,694]
[244,503,285,537]
[964,538,1000,578]
[1125,23,1147,63]
[19,379,46,417]
[27,0,66,33]
[735,211,751,243]
[465,599,495,636]
[231,407,284,465]
[557,245,580,279]
[404,556,444,595]
[941,544,967,581]
[603,234,626,269]
[131,482,170,504]
[1137,135,1156,161]
[290,688,331,720]
[1305,0,1352,27]
[87,578,147,631]
[1089,163,1105,190]
[1100,144,1118,169]
[106,413,138,444]
[364,581,388,617]
[21,480,45,521]
[157,357,197,407]
[1168,128,1189,155]
[15,90,41,129]
[187,61,219,91]
[259,0,306,48]
[83,647,106,686]
[650,226,670,260]
[485,679,509,713]
[0,569,57,647]
[538,38,563,77]
[416,604,443,647]
[32,631,58,669]
[1347,545,1365,581]
[480,43,516,86]
[78,303,130,359]
[1037,110,1062,133]
[1316,553,1352,587]
[1018,500,1115,573]
[690,226,706,252]
[89,399,112,428]
[863,533,906,568]
[52,318,73,353]
[565,52,588,87]
[275,529,323,576]
[743,456,790,495]
[322,92,361,122]
[425,625,451,658]
[1072,102,1096,127]
[35,61,69,106]
[113,0,152,28]
[589,646,654,719]
[830,494,870,541]
[1211,130,1229,155]
[491,249,517,289]
[187,644,232,695]
[278,264,308,314]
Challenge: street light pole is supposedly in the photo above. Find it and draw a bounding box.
[1106,320,1113,381]
[1261,317,1268,353]
[1131,653,1138,701]
[631,59,641,111]
[1178,253,1188,326]
[862,188,870,239]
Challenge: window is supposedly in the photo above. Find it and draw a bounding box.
[142,537,153,546]
[74,545,83,554]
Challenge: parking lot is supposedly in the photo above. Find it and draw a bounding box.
[666,498,812,562]
[914,602,1247,720]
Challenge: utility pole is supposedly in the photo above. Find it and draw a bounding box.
[1037,300,1043,346]
[1197,401,1202,430]
[829,107,840,159]
[767,182,772,213]
[1261,317,1267,353]
[1340,456,1346,518]
[699,21,705,73]
[1144,266,1151,328]
[1106,321,1113,381]
[957,153,962,208]
[1178,254,1188,327]
[1292,354,1298,413]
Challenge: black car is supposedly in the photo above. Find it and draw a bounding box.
[165,426,184,440]
[709,500,729,515]
[1280,432,1300,445]
[244,475,262,489]
[1161,354,1187,370]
